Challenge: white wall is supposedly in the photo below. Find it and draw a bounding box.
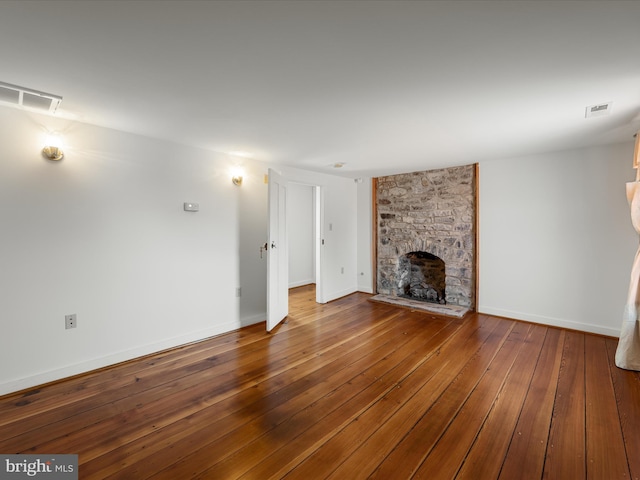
[287,183,315,288]
[478,142,637,336]
[357,178,373,293]
[0,107,358,395]
[0,107,241,394]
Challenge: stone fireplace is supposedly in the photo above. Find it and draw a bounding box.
[376,164,476,310]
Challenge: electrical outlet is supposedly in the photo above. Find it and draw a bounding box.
[65,314,77,329]
[341,267,344,274]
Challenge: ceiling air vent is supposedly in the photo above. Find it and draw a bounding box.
[585,102,612,118]
[0,81,62,114]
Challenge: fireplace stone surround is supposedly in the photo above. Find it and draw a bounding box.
[376,164,476,309]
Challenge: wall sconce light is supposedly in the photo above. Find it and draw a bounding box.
[231,167,244,186]
[42,134,64,161]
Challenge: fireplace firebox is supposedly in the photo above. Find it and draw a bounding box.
[398,251,446,304]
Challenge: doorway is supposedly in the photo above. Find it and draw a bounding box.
[267,170,323,331]
[287,183,321,292]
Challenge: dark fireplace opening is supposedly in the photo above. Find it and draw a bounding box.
[398,251,446,304]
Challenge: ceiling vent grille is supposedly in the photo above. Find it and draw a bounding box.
[585,102,612,118]
[0,81,62,114]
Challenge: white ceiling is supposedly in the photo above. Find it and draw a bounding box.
[1,0,639,177]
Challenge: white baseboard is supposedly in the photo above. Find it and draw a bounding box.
[358,285,374,294]
[321,287,358,303]
[478,306,620,337]
[0,320,248,397]
[289,279,315,289]
[240,312,266,327]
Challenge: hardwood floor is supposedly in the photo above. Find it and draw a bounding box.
[1,285,639,479]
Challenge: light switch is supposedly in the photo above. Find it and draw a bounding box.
[184,202,199,212]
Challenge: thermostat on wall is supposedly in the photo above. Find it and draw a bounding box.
[183,202,199,212]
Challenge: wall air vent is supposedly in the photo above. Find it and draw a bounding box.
[0,81,62,114]
[585,102,612,118]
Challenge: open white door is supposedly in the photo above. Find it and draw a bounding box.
[267,168,289,331]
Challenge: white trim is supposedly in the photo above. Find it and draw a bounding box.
[322,287,358,304]
[2,313,270,396]
[289,279,315,289]
[478,306,620,337]
[1,323,236,396]
[240,312,266,327]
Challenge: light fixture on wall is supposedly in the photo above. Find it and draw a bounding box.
[231,167,244,186]
[42,133,64,161]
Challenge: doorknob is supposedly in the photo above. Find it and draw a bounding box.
[271,241,277,249]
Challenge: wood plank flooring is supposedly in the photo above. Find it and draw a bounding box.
[1,285,639,479]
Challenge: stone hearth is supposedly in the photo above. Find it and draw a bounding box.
[370,294,469,318]
[376,164,476,309]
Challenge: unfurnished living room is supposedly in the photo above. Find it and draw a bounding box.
[1,1,639,479]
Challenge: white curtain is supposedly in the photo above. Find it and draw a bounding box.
[615,181,640,371]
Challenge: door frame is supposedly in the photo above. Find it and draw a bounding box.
[267,172,326,332]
